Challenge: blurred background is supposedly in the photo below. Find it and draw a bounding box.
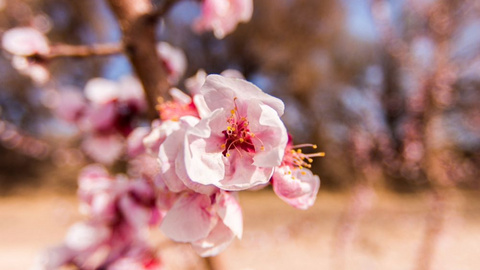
[0,0,479,269]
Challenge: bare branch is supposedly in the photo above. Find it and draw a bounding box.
[48,43,123,59]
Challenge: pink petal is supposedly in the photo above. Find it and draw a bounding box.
[2,27,50,56]
[169,88,192,105]
[82,133,124,165]
[126,127,150,158]
[144,120,181,155]
[185,69,207,95]
[84,102,117,132]
[201,75,284,116]
[219,151,273,190]
[118,196,151,229]
[160,193,215,242]
[118,76,146,110]
[216,191,243,238]
[64,222,110,251]
[191,221,235,257]
[85,78,119,104]
[156,42,187,84]
[55,89,86,123]
[158,117,199,192]
[250,104,288,167]
[184,110,225,186]
[175,148,218,195]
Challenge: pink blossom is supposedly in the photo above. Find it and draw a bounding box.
[78,165,160,227]
[272,166,320,210]
[272,137,323,209]
[72,77,147,164]
[33,166,164,270]
[194,0,253,39]
[160,191,242,256]
[157,42,187,85]
[35,221,161,270]
[84,76,145,107]
[2,27,51,84]
[183,74,288,190]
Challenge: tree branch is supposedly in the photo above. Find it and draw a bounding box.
[48,43,123,58]
[106,0,176,119]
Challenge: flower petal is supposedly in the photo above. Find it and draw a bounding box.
[160,193,216,242]
[201,75,284,116]
[191,221,235,257]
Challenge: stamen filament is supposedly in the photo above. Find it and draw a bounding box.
[292,143,317,149]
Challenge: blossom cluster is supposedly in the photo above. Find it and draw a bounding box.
[34,165,163,270]
[36,72,321,269]
[134,72,322,253]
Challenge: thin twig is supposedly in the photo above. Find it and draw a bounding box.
[47,43,123,59]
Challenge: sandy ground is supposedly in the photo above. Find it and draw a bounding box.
[1,189,480,270]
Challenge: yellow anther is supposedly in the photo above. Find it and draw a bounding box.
[226,153,231,157]
[239,138,244,143]
[250,133,256,138]
[227,126,232,131]
[301,171,306,175]
[307,158,313,163]
[230,109,236,115]
[299,165,303,169]
[297,149,302,153]
[243,122,248,126]
[319,152,326,157]
[221,144,226,149]
[291,150,296,154]
[312,144,317,149]
[232,127,236,131]
[260,146,265,151]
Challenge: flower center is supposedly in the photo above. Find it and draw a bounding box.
[220,98,263,157]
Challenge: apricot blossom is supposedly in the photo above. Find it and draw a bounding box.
[183,75,288,190]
